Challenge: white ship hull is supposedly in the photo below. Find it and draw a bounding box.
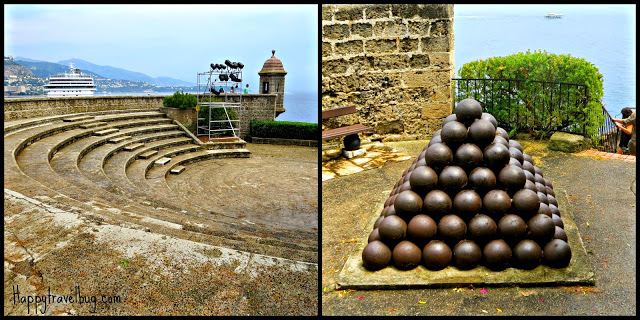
[44,63,97,97]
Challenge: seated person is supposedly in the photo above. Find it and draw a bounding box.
[612,110,636,156]
[617,108,633,154]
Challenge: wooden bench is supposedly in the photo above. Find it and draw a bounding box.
[321,105,373,141]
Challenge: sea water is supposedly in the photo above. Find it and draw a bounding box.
[454,5,636,118]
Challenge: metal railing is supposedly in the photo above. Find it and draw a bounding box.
[594,107,620,153]
[453,78,589,136]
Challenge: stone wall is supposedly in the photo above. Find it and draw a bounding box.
[322,4,455,141]
[4,94,278,140]
[3,95,163,121]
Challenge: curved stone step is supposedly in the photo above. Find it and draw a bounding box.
[4,108,154,135]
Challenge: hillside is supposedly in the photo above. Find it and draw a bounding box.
[4,61,35,78]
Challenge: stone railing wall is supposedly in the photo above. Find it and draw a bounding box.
[3,95,163,121]
[4,94,278,140]
[322,4,455,141]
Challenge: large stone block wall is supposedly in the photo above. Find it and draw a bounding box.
[322,4,455,141]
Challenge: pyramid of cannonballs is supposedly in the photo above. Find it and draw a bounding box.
[362,98,571,272]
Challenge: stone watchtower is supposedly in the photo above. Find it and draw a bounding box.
[258,50,287,117]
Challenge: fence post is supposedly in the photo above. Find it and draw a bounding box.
[583,85,588,137]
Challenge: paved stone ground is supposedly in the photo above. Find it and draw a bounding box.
[5,143,318,316]
[322,140,636,316]
[322,142,411,181]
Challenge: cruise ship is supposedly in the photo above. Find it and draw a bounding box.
[44,63,97,97]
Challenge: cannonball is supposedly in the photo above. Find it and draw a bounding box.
[453,240,482,270]
[384,205,397,217]
[535,182,547,193]
[441,121,468,147]
[481,112,498,128]
[433,129,442,137]
[394,190,423,218]
[422,240,452,270]
[498,164,526,194]
[362,240,392,271]
[398,180,412,193]
[442,113,458,127]
[409,165,439,196]
[454,143,483,170]
[374,216,385,229]
[495,127,510,141]
[538,202,552,217]
[509,147,524,164]
[483,239,512,270]
[523,153,534,165]
[547,194,558,207]
[544,177,553,189]
[553,226,568,242]
[425,143,453,170]
[467,214,497,244]
[522,160,535,174]
[368,228,381,243]
[549,204,560,217]
[551,213,564,228]
[493,135,509,147]
[423,190,452,220]
[438,166,468,193]
[534,166,543,177]
[509,157,523,168]
[527,214,556,244]
[483,189,512,215]
[509,139,523,152]
[534,173,545,185]
[498,214,527,241]
[393,240,422,270]
[343,134,361,151]
[455,99,483,125]
[428,134,443,147]
[438,214,467,241]
[467,167,497,194]
[512,239,542,269]
[378,215,407,243]
[384,194,396,208]
[468,119,497,148]
[512,189,540,217]
[524,170,535,182]
[407,214,438,245]
[483,143,511,170]
[523,179,537,191]
[452,190,483,219]
[546,186,555,197]
[543,239,572,268]
[418,149,427,161]
[537,192,549,205]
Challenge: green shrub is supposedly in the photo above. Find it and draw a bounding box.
[197,97,238,136]
[163,91,197,110]
[250,120,318,140]
[457,49,605,139]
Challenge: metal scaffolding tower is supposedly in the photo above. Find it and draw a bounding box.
[196,61,244,140]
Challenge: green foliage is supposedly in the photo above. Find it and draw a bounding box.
[457,49,605,139]
[197,97,238,136]
[163,91,197,110]
[250,120,318,140]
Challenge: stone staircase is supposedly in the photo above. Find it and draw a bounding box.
[4,109,317,263]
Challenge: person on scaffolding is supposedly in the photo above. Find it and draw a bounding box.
[612,109,636,156]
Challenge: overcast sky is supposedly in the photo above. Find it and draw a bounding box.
[4,4,318,93]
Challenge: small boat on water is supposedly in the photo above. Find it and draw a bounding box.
[544,13,563,18]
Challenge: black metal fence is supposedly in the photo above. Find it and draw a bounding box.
[452,78,589,136]
[595,107,620,153]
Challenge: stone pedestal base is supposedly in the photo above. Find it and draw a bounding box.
[343,148,366,159]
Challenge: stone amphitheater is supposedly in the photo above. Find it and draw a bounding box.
[4,106,318,315]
